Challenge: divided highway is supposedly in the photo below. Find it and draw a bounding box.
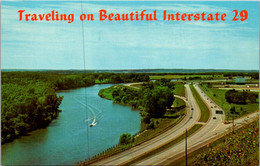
[134,84,258,165]
[91,83,259,165]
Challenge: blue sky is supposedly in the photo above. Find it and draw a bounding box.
[1,1,259,70]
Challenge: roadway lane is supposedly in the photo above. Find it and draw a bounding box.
[135,83,258,165]
[91,84,201,165]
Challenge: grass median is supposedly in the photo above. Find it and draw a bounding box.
[189,85,210,123]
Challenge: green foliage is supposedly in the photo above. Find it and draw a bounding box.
[54,75,95,90]
[119,133,134,145]
[199,84,259,120]
[173,83,185,96]
[225,89,257,104]
[1,72,65,144]
[96,73,150,84]
[194,120,259,166]
[99,80,175,127]
[142,86,174,118]
[1,72,150,144]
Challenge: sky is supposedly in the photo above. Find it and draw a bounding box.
[1,1,259,70]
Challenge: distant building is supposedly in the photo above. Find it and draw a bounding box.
[235,77,246,84]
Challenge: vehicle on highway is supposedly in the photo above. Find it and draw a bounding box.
[213,117,217,119]
[191,108,194,110]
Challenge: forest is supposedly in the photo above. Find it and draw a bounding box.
[99,79,175,129]
[1,72,150,144]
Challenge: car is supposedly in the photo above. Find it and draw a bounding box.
[191,108,194,110]
[213,117,217,119]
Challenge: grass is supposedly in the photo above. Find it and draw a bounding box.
[189,85,210,123]
[172,119,259,166]
[149,74,224,80]
[173,83,185,96]
[199,84,259,120]
[123,124,203,166]
[98,85,118,100]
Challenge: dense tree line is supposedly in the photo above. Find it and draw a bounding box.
[2,72,150,144]
[1,75,63,144]
[223,72,259,79]
[225,89,258,104]
[100,79,175,128]
[96,73,150,83]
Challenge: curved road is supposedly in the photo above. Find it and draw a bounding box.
[135,83,258,165]
[91,84,201,165]
[91,83,258,165]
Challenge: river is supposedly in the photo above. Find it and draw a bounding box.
[1,84,141,165]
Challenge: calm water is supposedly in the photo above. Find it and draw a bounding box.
[1,84,141,165]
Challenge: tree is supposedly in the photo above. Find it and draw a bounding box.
[142,86,174,119]
[119,133,133,145]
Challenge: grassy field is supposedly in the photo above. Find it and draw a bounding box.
[199,84,259,120]
[173,119,259,166]
[98,85,118,100]
[190,85,210,123]
[149,74,224,80]
[173,83,185,96]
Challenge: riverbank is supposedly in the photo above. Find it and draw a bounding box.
[2,84,141,165]
[80,82,186,165]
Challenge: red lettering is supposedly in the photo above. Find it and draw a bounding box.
[187,14,193,21]
[194,13,200,21]
[176,12,180,21]
[38,14,45,21]
[18,10,25,20]
[80,14,86,21]
[221,13,226,21]
[207,14,214,21]
[99,9,107,21]
[108,13,114,21]
[163,10,166,20]
[46,13,51,21]
[201,12,206,21]
[215,12,220,21]
[25,14,31,21]
[181,13,187,21]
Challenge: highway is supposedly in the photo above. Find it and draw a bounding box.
[91,83,258,165]
[134,84,258,165]
[92,84,202,165]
